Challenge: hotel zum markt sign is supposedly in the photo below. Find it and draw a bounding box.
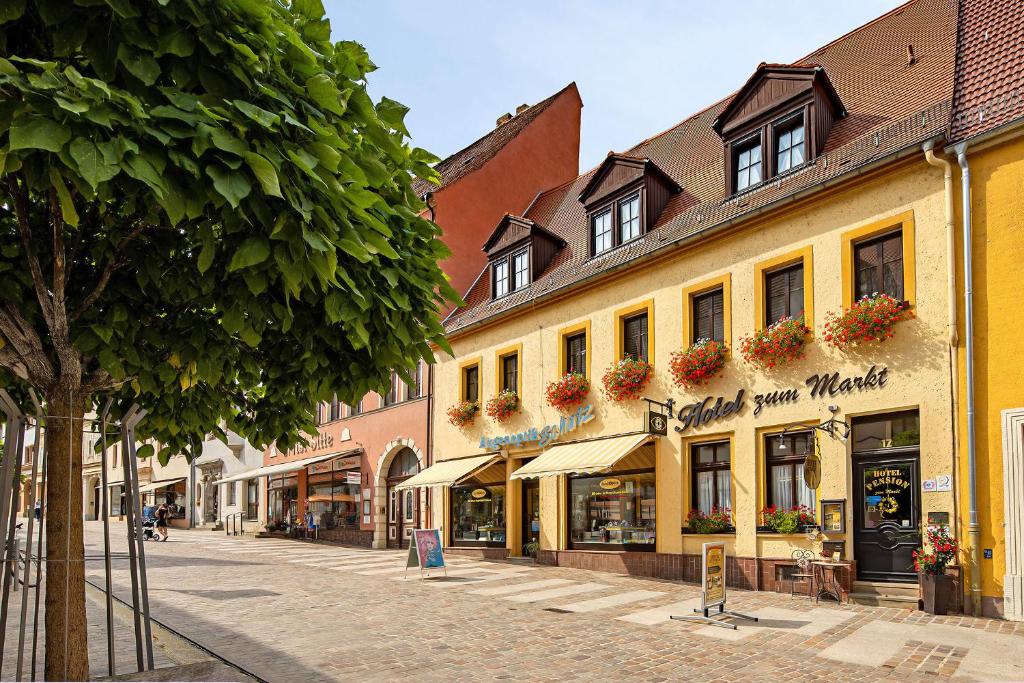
[672,366,890,433]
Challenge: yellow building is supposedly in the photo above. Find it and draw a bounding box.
[947,0,1024,619]
[410,0,977,603]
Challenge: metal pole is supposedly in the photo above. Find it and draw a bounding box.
[119,408,145,672]
[189,458,196,529]
[16,411,43,680]
[124,408,154,670]
[100,398,115,677]
[30,421,46,682]
[0,392,26,669]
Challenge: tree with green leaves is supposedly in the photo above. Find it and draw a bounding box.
[0,1,454,678]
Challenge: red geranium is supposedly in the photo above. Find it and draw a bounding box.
[822,293,911,349]
[739,316,810,369]
[913,525,958,575]
[545,373,590,411]
[485,389,520,423]
[601,357,653,402]
[446,400,478,428]
[669,339,727,389]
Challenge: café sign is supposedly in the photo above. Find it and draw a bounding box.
[671,366,890,433]
[479,404,595,450]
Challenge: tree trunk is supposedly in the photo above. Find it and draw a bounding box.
[43,389,90,681]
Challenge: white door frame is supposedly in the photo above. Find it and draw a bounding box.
[1002,407,1024,621]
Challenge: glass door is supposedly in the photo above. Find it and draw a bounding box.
[521,480,540,555]
[854,455,920,582]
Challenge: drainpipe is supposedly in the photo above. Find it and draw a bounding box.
[955,142,981,617]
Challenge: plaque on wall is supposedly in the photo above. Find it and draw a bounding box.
[821,499,845,534]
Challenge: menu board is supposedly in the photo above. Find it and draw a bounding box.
[406,528,446,577]
[702,542,726,607]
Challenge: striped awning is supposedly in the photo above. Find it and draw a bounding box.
[393,453,503,490]
[510,433,653,480]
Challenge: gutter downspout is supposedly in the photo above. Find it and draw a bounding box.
[955,141,982,617]
[923,140,964,602]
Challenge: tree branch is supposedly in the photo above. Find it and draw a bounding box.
[0,305,56,388]
[48,188,71,357]
[69,222,147,323]
[6,176,53,330]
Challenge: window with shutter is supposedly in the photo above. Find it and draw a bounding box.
[692,288,724,343]
[765,263,804,326]
[622,313,649,361]
[854,230,903,300]
[463,366,479,403]
[501,354,519,394]
[565,332,587,375]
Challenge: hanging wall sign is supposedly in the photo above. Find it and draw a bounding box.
[479,404,595,450]
[803,454,821,489]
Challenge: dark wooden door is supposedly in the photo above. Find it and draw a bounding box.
[387,481,418,549]
[853,453,920,582]
[521,479,540,555]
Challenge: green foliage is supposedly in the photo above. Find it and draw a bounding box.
[0,0,454,461]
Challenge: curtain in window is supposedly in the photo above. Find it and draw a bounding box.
[795,463,815,510]
[696,471,714,514]
[716,472,731,511]
[771,464,795,510]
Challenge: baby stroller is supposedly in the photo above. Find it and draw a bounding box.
[141,506,161,541]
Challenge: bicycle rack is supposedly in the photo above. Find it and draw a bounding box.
[224,511,245,537]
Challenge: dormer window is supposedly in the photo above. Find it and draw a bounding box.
[713,64,844,196]
[493,258,510,297]
[592,209,613,255]
[482,215,566,301]
[734,137,763,192]
[619,194,641,242]
[513,249,530,290]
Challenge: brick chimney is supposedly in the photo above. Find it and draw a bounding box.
[496,112,512,127]
[515,103,529,115]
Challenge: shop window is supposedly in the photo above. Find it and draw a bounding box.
[268,474,298,526]
[451,484,506,547]
[569,470,656,551]
[765,262,804,326]
[691,441,731,515]
[766,432,816,512]
[854,230,903,301]
[774,115,805,174]
[622,312,648,361]
[461,363,480,403]
[307,463,362,531]
[692,288,724,343]
[851,410,920,452]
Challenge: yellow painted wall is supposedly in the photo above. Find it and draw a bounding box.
[955,131,1024,617]
[432,158,956,566]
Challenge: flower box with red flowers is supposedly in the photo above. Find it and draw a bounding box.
[669,339,727,389]
[823,293,911,349]
[684,506,735,534]
[545,372,590,411]
[446,400,479,428]
[739,316,810,370]
[759,504,816,534]
[601,357,653,402]
[485,389,520,423]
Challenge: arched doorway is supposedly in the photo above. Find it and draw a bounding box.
[386,448,419,549]
[86,476,100,521]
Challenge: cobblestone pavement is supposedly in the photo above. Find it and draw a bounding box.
[80,522,1024,682]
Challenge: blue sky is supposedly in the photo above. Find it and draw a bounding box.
[325,1,904,172]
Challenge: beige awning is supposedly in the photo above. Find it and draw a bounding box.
[213,447,362,486]
[510,433,654,480]
[138,478,186,494]
[393,453,503,490]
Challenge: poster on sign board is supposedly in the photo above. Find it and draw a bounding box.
[702,542,726,607]
[404,529,447,578]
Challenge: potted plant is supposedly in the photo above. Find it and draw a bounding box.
[485,389,520,423]
[739,316,810,369]
[823,293,911,349]
[523,540,540,563]
[914,525,958,615]
[685,506,733,534]
[545,372,590,411]
[601,357,653,402]
[760,504,816,534]
[669,339,727,389]
[446,400,479,428]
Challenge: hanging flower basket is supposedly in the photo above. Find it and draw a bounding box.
[669,339,727,389]
[446,400,479,428]
[485,389,520,423]
[601,357,653,402]
[545,373,590,411]
[822,293,911,349]
[739,316,810,369]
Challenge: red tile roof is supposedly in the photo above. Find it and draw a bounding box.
[446,0,958,334]
[412,83,579,196]
[950,0,1024,142]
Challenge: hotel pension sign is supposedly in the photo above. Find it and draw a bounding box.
[672,366,890,433]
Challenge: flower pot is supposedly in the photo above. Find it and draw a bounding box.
[919,572,954,615]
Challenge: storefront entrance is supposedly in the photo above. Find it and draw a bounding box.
[851,410,921,583]
[386,448,420,549]
[521,479,540,554]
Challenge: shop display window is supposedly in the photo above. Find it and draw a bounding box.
[569,470,655,551]
[268,474,298,526]
[451,484,506,547]
[307,470,361,530]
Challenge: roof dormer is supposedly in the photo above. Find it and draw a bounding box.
[482,215,565,299]
[713,64,845,195]
[578,154,680,258]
